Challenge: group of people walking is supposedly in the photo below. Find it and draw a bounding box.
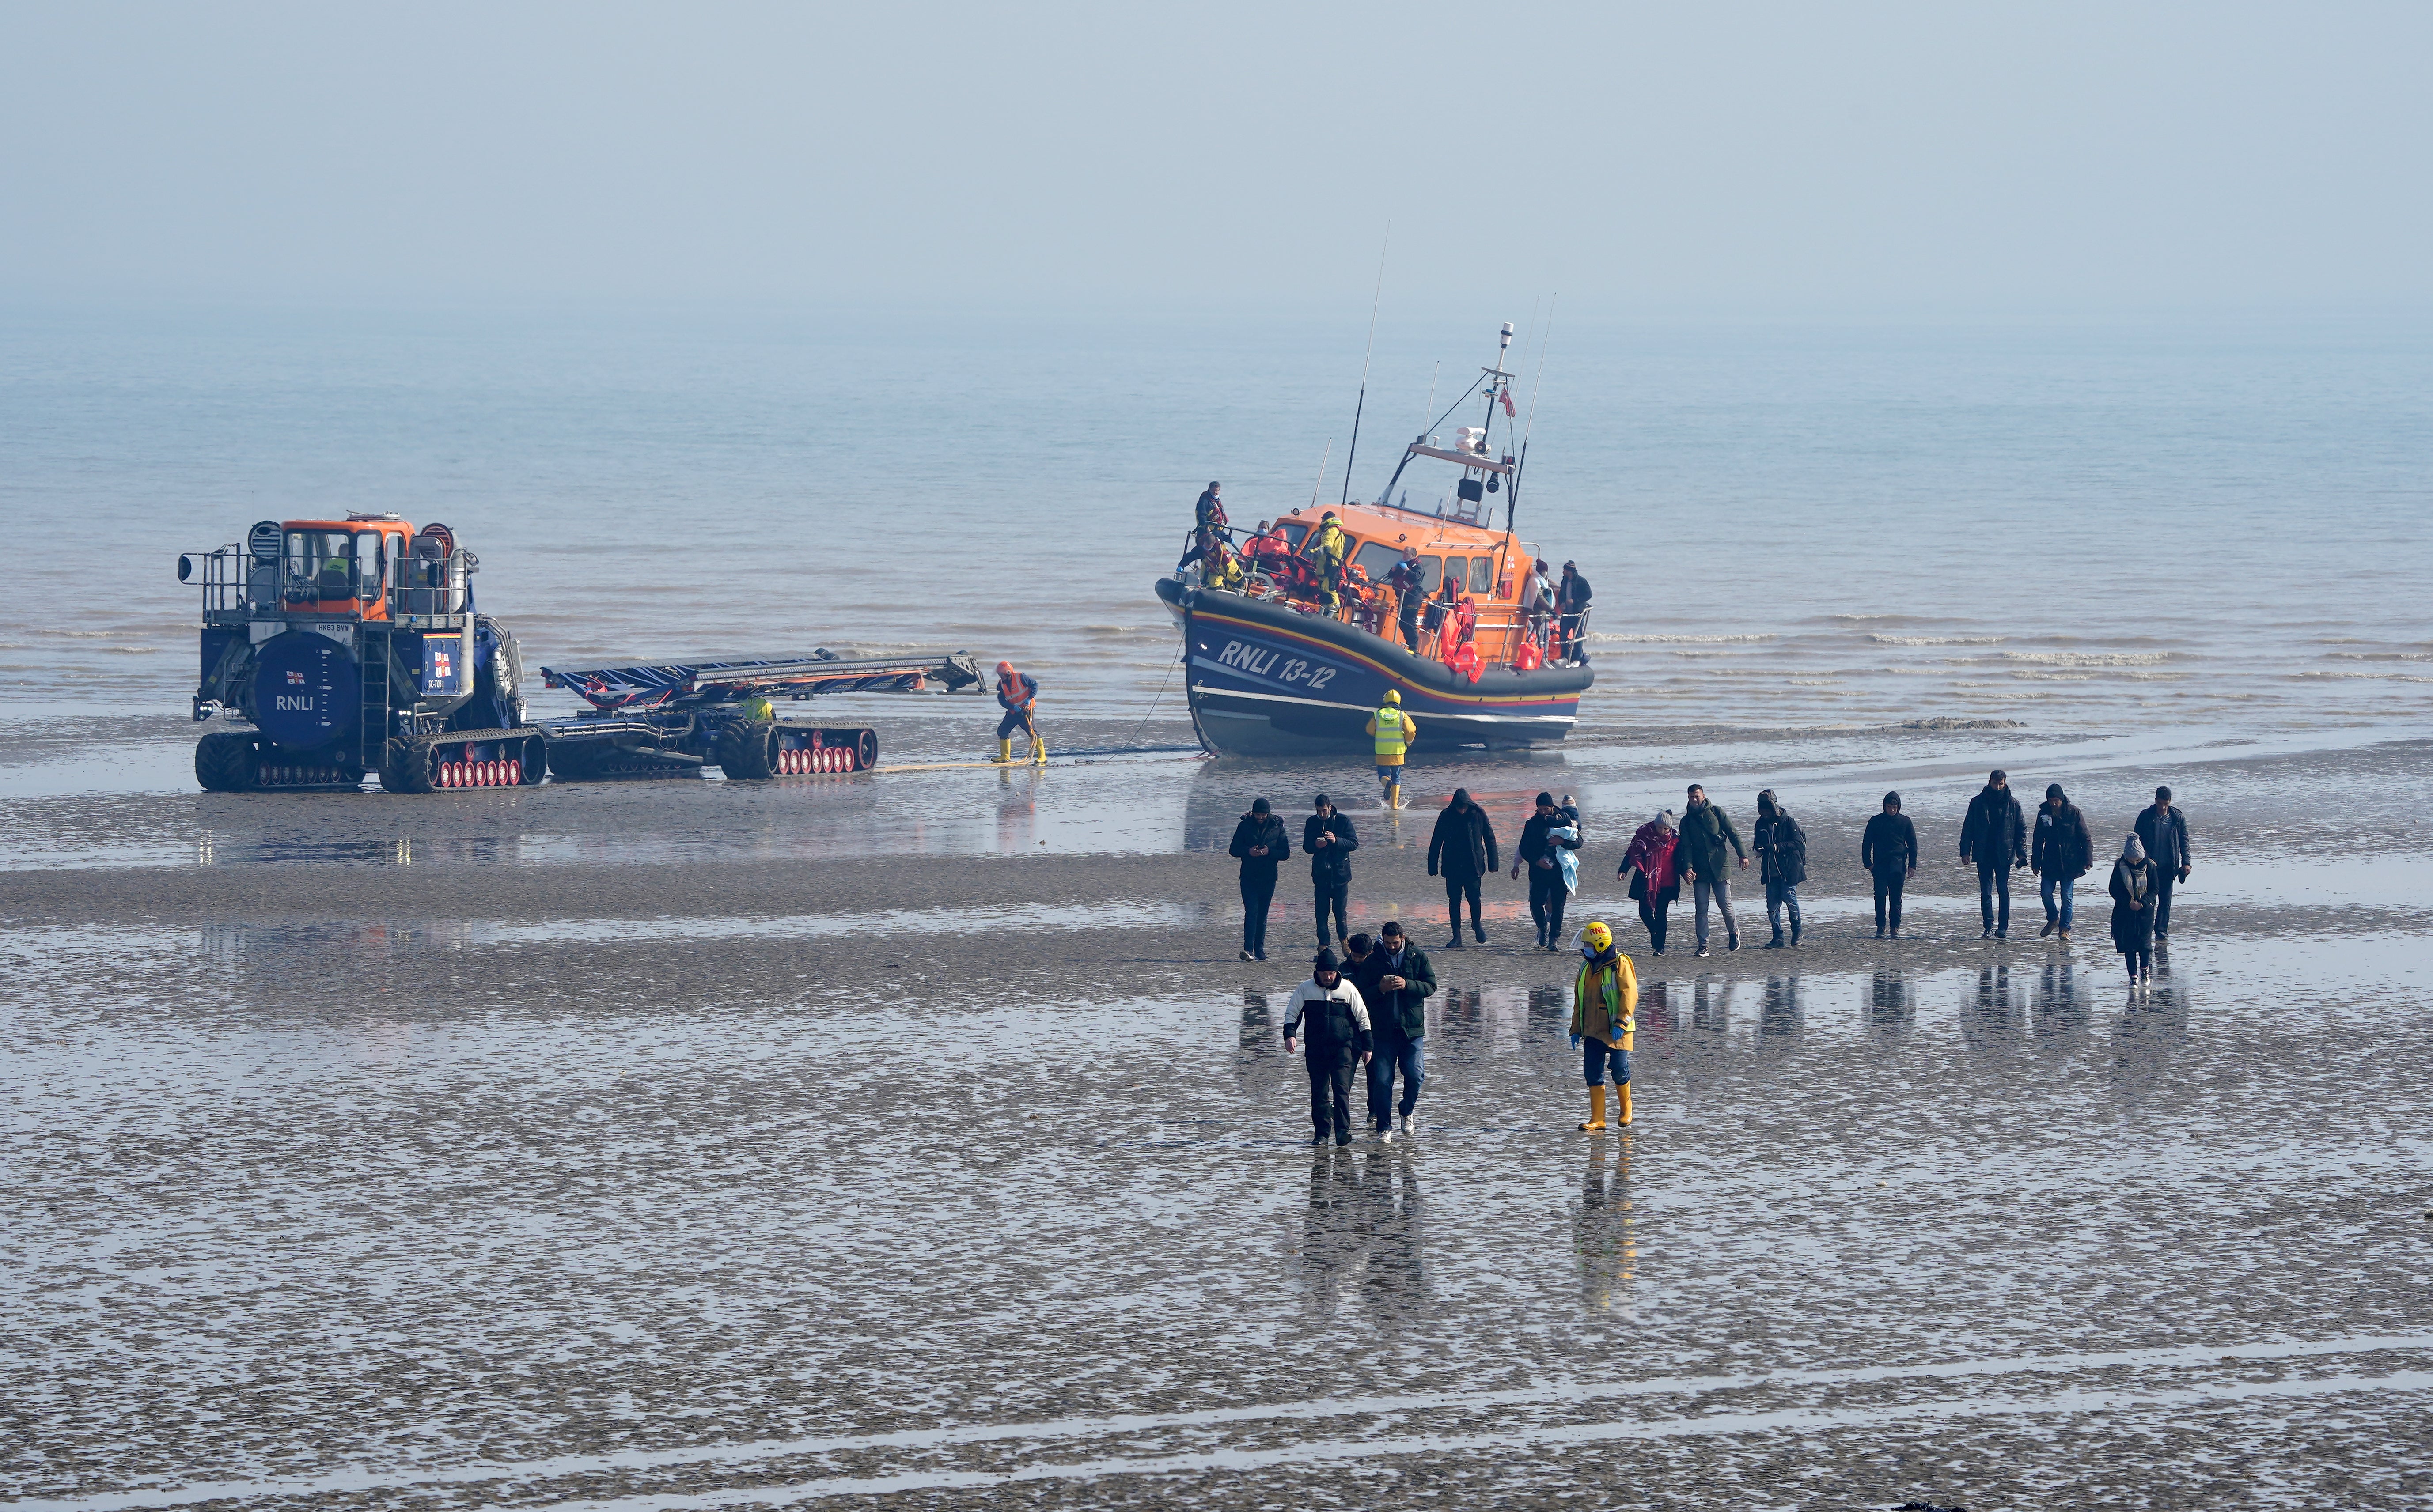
[1251,772,2196,1147]
[1279,916,1639,1147]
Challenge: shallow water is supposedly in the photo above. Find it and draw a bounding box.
[4,307,2429,736]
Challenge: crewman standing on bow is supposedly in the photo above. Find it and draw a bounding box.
[1366,690,1415,809]
[993,661,1044,765]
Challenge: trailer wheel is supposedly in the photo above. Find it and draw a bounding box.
[196,732,258,792]
[378,737,438,794]
[717,720,779,780]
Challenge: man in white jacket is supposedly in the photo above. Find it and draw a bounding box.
[1283,950,1372,1148]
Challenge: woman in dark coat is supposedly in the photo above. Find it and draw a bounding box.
[1228,799,1291,961]
[2108,833,2159,989]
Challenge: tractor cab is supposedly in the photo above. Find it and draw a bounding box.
[277,517,411,619]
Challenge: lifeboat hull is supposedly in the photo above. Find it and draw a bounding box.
[1155,577,1588,755]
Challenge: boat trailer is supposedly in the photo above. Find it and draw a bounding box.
[536,650,982,782]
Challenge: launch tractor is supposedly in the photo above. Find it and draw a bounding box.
[182,516,541,792]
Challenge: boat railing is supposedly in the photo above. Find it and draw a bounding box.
[1190,554,1590,670]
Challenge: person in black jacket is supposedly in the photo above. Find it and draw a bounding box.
[1387,547,1427,652]
[1304,793,1359,949]
[1227,798,1289,961]
[1283,949,1373,1146]
[2133,786,2194,940]
[1343,919,1438,1141]
[1958,769,2029,939]
[1555,561,1591,664]
[2031,782,2094,942]
[1861,791,1918,938]
[1512,791,1584,950]
[1752,789,1808,949]
[1426,787,1500,947]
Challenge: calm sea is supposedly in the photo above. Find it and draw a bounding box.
[4,304,2427,736]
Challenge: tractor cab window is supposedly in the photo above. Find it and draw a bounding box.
[285,530,379,598]
[288,531,352,585]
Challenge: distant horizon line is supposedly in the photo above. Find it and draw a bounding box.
[5,291,2429,333]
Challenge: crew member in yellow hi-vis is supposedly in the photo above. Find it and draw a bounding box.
[1366,690,1415,809]
[1569,920,1639,1131]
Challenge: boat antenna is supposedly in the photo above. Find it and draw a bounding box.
[1341,225,1389,507]
[1308,437,1334,509]
[1509,293,1555,533]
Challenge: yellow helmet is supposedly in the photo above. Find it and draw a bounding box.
[1380,689,1401,705]
[1580,921,1613,952]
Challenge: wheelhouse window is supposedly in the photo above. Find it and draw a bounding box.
[1469,556,1496,593]
[1351,541,1404,582]
[1280,522,1310,550]
[1418,556,1444,592]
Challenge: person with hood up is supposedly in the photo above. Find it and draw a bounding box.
[1555,561,1592,665]
[1959,769,2028,939]
[2108,834,2161,989]
[1675,784,1747,957]
[1512,791,1584,950]
[1304,793,1360,950]
[1618,810,1682,955]
[1175,481,1229,573]
[1283,949,1372,1146]
[1569,921,1639,1130]
[2133,786,2194,941]
[1861,792,1918,938]
[993,661,1044,765]
[1751,789,1808,949]
[1344,919,1437,1142]
[1227,798,1290,961]
[2031,782,2094,942]
[1426,787,1500,947]
[1304,511,1350,612]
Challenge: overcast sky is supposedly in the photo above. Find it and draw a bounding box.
[2,2,2426,318]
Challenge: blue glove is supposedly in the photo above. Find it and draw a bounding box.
[1569,1034,1581,1050]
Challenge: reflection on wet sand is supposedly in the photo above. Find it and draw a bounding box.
[1298,1147,1427,1323]
[1576,1134,1639,1315]
[1870,969,1918,1035]
[1759,975,1803,1038]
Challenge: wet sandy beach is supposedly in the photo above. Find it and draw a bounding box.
[4,715,2431,1510]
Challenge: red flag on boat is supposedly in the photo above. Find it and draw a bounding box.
[1501,389,1516,417]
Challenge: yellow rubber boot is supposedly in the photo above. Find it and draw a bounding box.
[1029,735,1047,765]
[1615,1082,1633,1126]
[1579,1084,1607,1132]
[995,739,1012,764]
[1387,779,1401,810]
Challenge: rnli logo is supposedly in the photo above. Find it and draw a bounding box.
[286,671,306,685]
[432,650,452,680]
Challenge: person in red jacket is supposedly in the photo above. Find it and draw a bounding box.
[1618,810,1682,956]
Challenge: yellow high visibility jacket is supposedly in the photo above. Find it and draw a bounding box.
[1367,705,1414,764]
[1312,521,1349,570]
[1571,953,1639,1047]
